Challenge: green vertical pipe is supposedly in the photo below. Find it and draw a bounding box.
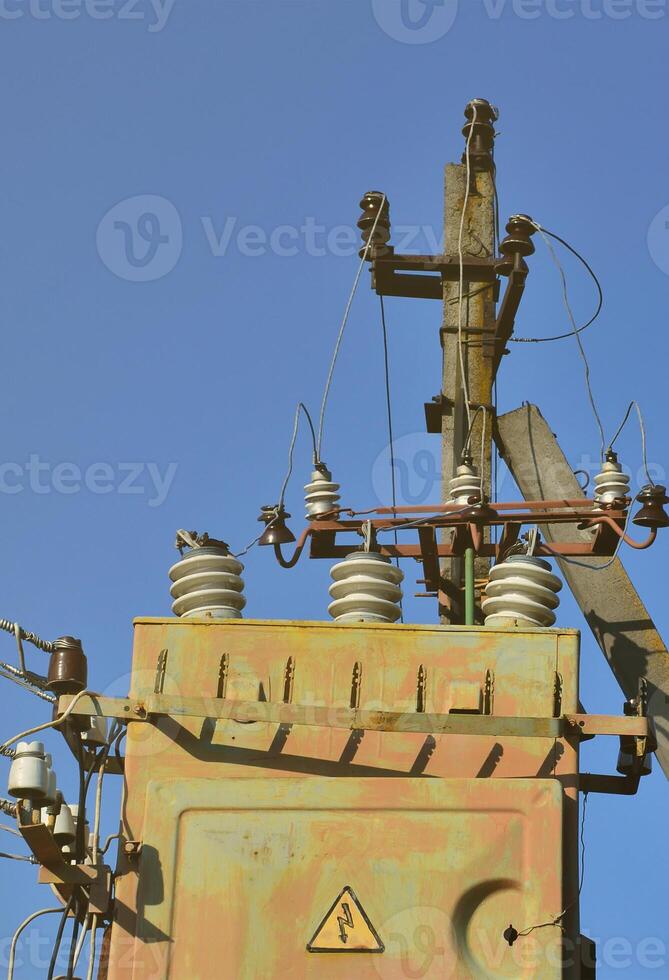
[464,547,475,626]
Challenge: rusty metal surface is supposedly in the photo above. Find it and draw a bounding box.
[136,777,565,979]
[105,618,581,979]
[497,402,669,778]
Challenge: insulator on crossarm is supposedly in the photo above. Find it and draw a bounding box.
[169,532,246,619]
[594,450,630,505]
[328,552,404,624]
[449,454,482,506]
[482,555,562,628]
[305,464,340,520]
[7,741,48,801]
[358,191,392,260]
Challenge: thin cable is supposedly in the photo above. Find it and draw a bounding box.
[609,400,655,487]
[8,907,63,980]
[316,194,387,459]
[0,850,37,863]
[0,688,91,754]
[531,221,606,461]
[543,505,634,571]
[515,792,588,941]
[72,915,91,970]
[510,228,603,344]
[47,894,75,980]
[0,822,21,837]
[0,799,17,817]
[457,103,478,435]
[86,915,99,980]
[100,832,121,856]
[379,296,403,622]
[0,663,55,703]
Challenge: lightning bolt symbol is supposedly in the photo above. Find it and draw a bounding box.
[337,902,354,944]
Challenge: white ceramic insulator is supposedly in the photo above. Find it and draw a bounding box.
[594,460,630,504]
[449,461,482,505]
[8,741,48,801]
[305,468,340,519]
[82,715,108,747]
[169,548,246,619]
[53,804,76,845]
[482,556,563,628]
[328,552,404,624]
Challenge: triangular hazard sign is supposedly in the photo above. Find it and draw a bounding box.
[307,885,384,953]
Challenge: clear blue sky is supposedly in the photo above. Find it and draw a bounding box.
[0,1,667,976]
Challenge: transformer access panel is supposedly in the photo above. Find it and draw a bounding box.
[105,618,581,980]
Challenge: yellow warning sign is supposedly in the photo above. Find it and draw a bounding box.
[307,885,384,953]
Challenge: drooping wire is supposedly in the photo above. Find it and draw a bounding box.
[510,228,603,344]
[0,688,91,755]
[543,505,634,571]
[456,103,478,436]
[608,400,655,487]
[8,907,63,980]
[530,221,607,461]
[316,194,387,459]
[379,295,403,622]
[514,792,589,941]
[280,402,318,506]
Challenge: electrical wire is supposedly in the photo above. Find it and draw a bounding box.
[316,194,387,459]
[47,893,75,980]
[279,402,318,506]
[0,619,53,654]
[543,504,634,571]
[608,400,655,487]
[379,295,403,622]
[8,906,63,980]
[0,850,37,863]
[0,663,55,703]
[514,792,588,942]
[456,103,478,435]
[510,228,603,344]
[86,915,99,980]
[0,688,91,755]
[0,822,21,837]
[530,221,607,461]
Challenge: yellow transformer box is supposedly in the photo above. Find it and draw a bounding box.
[104,616,584,979]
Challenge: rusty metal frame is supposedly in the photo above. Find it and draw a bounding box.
[274,498,657,590]
[57,694,656,746]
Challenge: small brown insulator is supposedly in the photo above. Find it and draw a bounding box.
[462,99,499,172]
[633,485,669,529]
[47,636,88,695]
[497,214,536,276]
[357,191,392,260]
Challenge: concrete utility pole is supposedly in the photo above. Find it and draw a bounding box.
[440,100,498,623]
